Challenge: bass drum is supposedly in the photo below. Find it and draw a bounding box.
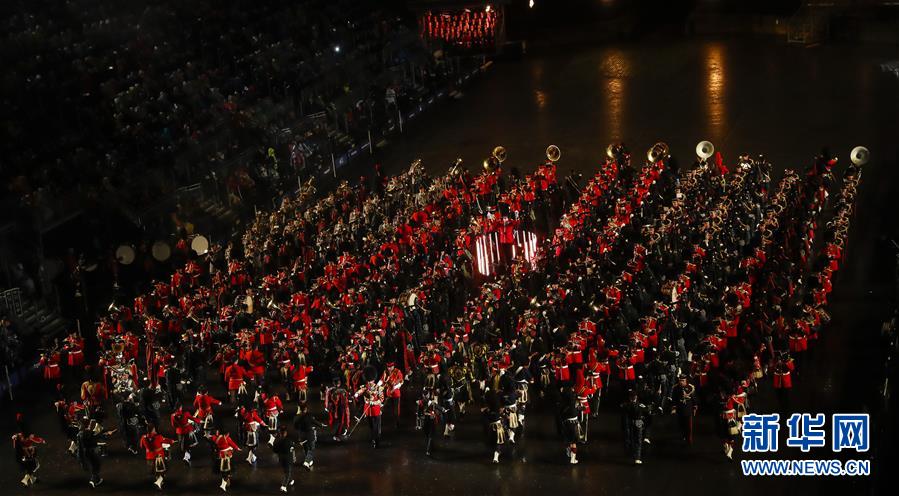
[152,241,171,262]
[115,245,135,265]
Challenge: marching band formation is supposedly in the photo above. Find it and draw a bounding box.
[13,141,867,491]
[419,8,500,51]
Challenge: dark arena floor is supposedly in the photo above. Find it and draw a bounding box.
[3,9,899,496]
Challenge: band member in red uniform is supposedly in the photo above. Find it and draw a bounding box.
[224,358,248,404]
[290,355,313,404]
[79,366,107,417]
[772,351,795,404]
[170,404,201,464]
[237,406,265,466]
[383,362,405,427]
[193,386,222,433]
[262,391,284,435]
[356,380,385,448]
[12,414,46,487]
[209,429,241,491]
[39,348,62,386]
[139,425,175,489]
[64,332,85,369]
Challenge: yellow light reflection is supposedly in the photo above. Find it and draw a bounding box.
[706,43,726,142]
[601,49,629,141]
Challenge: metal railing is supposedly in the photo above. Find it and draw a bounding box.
[0,287,23,317]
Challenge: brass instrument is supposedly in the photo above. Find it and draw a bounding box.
[606,142,630,167]
[493,146,507,164]
[850,146,869,166]
[448,158,464,176]
[696,140,715,161]
[483,146,506,172]
[647,142,670,164]
[409,158,423,175]
[546,144,561,163]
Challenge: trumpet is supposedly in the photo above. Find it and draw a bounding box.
[448,158,464,176]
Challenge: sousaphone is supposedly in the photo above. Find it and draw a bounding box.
[696,140,715,162]
[546,144,561,163]
[850,146,869,166]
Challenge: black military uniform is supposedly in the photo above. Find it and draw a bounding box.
[558,387,580,464]
[293,403,323,469]
[76,420,109,487]
[271,426,294,492]
[115,394,143,454]
[621,390,651,464]
[670,375,698,444]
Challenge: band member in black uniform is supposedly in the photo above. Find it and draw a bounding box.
[271,425,295,493]
[293,402,325,469]
[482,387,506,464]
[76,418,115,488]
[418,387,440,456]
[621,390,651,464]
[557,386,580,464]
[670,374,698,445]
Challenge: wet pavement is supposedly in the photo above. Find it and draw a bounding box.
[3,37,899,495]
